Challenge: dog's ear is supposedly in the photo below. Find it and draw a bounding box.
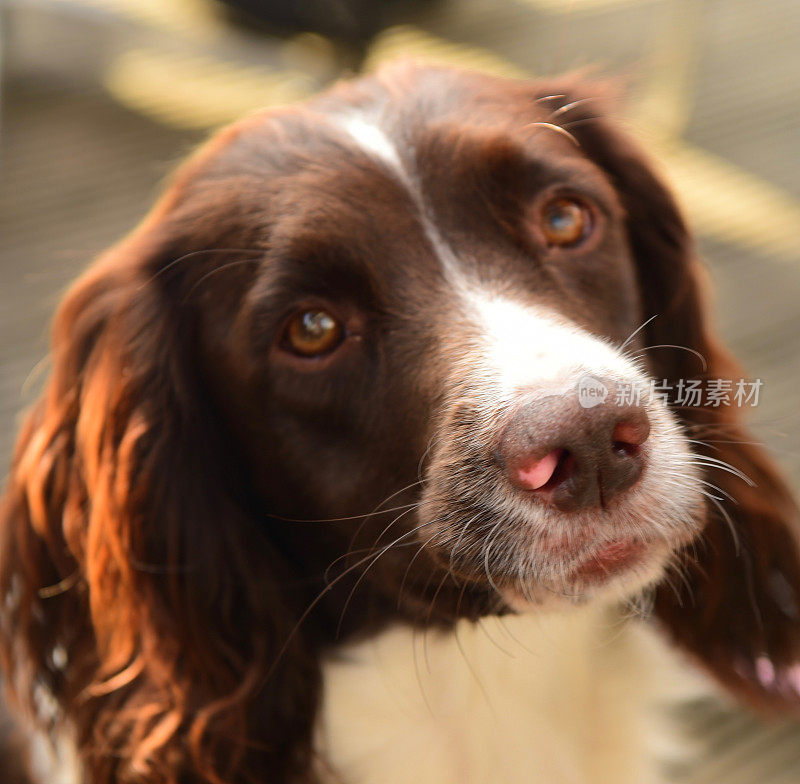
[541,80,800,711]
[0,140,319,781]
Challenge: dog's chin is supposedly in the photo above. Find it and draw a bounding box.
[499,538,675,612]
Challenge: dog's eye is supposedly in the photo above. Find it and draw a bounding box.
[283,309,344,357]
[540,197,591,247]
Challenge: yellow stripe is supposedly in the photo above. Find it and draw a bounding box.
[512,0,657,12]
[363,25,528,79]
[104,49,314,130]
[643,133,800,261]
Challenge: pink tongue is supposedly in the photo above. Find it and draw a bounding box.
[517,449,561,490]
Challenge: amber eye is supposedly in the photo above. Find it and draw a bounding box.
[283,308,344,357]
[540,197,590,247]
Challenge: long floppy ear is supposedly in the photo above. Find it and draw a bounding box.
[0,156,319,782]
[543,82,800,711]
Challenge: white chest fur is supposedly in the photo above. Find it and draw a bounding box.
[316,606,703,784]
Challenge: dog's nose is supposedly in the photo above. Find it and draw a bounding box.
[498,385,650,511]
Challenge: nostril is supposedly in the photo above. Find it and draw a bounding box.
[612,440,640,458]
[547,450,575,490]
[611,419,650,454]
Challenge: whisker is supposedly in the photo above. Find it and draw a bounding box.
[346,486,426,555]
[684,457,755,486]
[372,479,426,515]
[398,528,445,610]
[561,116,603,130]
[421,571,453,674]
[686,437,764,452]
[704,493,741,556]
[335,513,440,636]
[331,504,422,586]
[141,248,265,288]
[417,434,442,481]
[181,258,263,302]
[271,502,419,525]
[526,122,579,146]
[477,618,515,658]
[448,512,481,581]
[663,462,740,505]
[696,478,737,503]
[660,556,691,607]
[411,626,436,718]
[455,576,476,619]
[493,617,536,657]
[264,519,440,683]
[482,521,505,596]
[547,96,601,121]
[323,537,422,585]
[418,567,443,673]
[453,623,495,711]
[629,343,708,372]
[619,314,658,352]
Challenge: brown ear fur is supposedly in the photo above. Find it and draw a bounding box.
[0,149,320,783]
[545,81,800,710]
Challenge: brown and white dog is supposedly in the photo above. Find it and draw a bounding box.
[1,62,799,784]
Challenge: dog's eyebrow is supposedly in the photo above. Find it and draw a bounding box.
[252,247,382,312]
[410,123,618,208]
[518,156,621,212]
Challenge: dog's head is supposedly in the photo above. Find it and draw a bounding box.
[3,63,800,781]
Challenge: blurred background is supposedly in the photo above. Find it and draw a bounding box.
[1,0,799,780]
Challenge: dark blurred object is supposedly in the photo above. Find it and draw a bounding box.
[216,0,431,42]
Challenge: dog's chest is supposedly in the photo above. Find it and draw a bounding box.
[316,607,691,784]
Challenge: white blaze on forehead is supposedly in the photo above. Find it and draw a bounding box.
[336,115,405,176]
[333,113,468,284]
[469,293,639,395]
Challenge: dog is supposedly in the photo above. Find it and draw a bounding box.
[1,62,799,784]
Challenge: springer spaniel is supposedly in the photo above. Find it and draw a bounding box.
[1,62,800,784]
